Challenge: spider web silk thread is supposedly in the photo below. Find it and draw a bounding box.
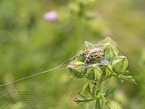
[0,46,83,87]
[0,41,114,108]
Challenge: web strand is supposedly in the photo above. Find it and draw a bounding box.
[0,46,83,87]
[0,66,59,87]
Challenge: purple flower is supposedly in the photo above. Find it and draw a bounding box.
[68,65,75,71]
[43,11,57,22]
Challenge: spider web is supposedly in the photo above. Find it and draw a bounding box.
[0,45,85,109]
[0,38,119,109]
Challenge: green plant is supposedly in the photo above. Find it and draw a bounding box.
[68,0,99,48]
[68,37,136,109]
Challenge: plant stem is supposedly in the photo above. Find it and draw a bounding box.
[95,82,103,109]
[97,82,103,92]
[95,99,101,109]
[75,17,82,49]
[81,80,90,94]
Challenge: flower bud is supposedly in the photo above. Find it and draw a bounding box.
[102,37,118,58]
[86,65,103,81]
[68,61,87,78]
[112,56,128,74]
[104,44,116,59]
[99,63,112,80]
[105,63,112,77]
[68,65,75,71]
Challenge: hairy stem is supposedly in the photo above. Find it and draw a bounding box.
[95,99,101,109]
[81,80,90,94]
[97,82,103,92]
[95,82,103,109]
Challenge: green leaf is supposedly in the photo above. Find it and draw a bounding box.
[122,70,130,75]
[80,80,90,94]
[104,88,116,97]
[92,85,97,95]
[74,98,96,103]
[118,74,136,84]
[78,92,87,99]
[87,85,95,97]
[107,101,121,109]
[96,90,99,96]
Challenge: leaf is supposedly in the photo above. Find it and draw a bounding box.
[92,85,97,95]
[78,92,87,99]
[118,74,136,84]
[104,88,116,97]
[122,70,130,75]
[86,85,94,97]
[107,100,121,109]
[80,80,90,94]
[74,98,96,103]
[96,90,99,96]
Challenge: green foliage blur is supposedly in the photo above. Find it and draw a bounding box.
[0,0,145,109]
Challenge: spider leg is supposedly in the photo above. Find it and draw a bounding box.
[95,55,105,58]
[84,58,88,63]
[84,50,89,57]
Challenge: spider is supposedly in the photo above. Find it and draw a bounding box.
[84,48,105,63]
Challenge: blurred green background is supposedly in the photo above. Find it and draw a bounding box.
[0,0,145,109]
